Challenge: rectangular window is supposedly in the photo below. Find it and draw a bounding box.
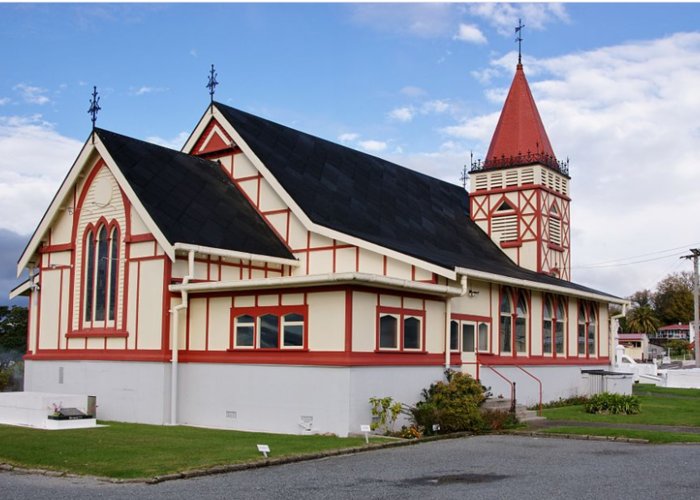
[403,317,421,350]
[555,321,565,354]
[230,305,307,350]
[578,324,586,355]
[500,315,511,353]
[450,321,459,351]
[462,323,475,353]
[379,315,398,349]
[234,314,255,348]
[515,317,527,353]
[587,323,596,356]
[543,320,553,354]
[283,313,304,348]
[259,314,279,348]
[377,306,425,352]
[478,323,489,352]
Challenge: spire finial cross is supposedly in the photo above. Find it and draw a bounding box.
[460,153,472,190]
[88,86,101,131]
[515,18,525,65]
[206,64,219,104]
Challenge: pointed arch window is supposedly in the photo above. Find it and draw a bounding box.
[83,221,120,325]
[499,287,528,354]
[577,301,598,356]
[543,295,566,355]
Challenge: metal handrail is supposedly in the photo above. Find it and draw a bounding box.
[482,364,516,413]
[515,365,543,416]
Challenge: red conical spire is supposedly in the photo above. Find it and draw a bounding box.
[484,63,558,170]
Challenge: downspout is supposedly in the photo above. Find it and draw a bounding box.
[170,249,194,425]
[610,302,627,369]
[445,275,468,369]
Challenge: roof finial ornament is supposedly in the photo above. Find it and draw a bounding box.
[206,64,219,106]
[461,153,471,190]
[88,86,101,133]
[515,18,525,66]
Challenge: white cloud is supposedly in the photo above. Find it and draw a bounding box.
[358,140,387,152]
[421,100,450,114]
[469,3,569,36]
[441,32,700,296]
[388,106,415,123]
[454,23,487,44]
[189,49,198,57]
[389,100,453,125]
[130,86,168,96]
[0,115,82,234]
[338,132,359,143]
[0,98,9,106]
[13,84,50,105]
[146,131,190,150]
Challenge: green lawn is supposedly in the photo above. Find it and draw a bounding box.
[0,421,381,479]
[537,385,700,443]
[543,426,700,444]
[633,383,700,398]
[541,394,700,427]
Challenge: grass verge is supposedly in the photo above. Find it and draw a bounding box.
[540,394,700,427]
[0,421,384,479]
[543,426,700,444]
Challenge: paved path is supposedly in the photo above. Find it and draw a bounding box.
[2,435,700,500]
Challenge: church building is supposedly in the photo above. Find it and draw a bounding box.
[12,60,624,436]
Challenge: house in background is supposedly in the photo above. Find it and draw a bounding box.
[11,60,625,436]
[654,324,690,341]
[617,333,650,361]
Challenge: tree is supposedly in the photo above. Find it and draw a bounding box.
[630,289,654,309]
[0,306,28,356]
[654,272,693,325]
[625,305,661,334]
[667,339,692,357]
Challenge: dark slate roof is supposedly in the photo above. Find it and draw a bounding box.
[96,128,293,260]
[215,103,617,299]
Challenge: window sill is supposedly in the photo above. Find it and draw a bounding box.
[547,243,565,251]
[66,329,128,339]
[500,240,522,249]
[374,349,427,354]
[226,347,308,352]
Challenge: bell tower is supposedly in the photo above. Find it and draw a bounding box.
[469,61,571,280]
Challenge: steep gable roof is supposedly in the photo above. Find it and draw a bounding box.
[484,64,558,170]
[96,129,293,260]
[214,103,615,299]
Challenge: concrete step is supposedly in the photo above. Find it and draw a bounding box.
[482,399,546,422]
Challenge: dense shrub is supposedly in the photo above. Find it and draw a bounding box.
[409,370,487,435]
[585,393,640,415]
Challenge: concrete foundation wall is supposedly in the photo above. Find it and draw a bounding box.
[479,365,605,406]
[178,364,444,437]
[24,360,170,424]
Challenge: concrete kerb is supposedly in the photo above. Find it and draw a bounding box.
[507,429,650,444]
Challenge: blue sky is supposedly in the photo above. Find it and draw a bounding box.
[2,3,700,305]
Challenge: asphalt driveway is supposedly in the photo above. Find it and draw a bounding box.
[2,435,698,499]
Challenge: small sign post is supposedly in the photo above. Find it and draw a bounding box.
[360,424,371,444]
[257,444,270,458]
